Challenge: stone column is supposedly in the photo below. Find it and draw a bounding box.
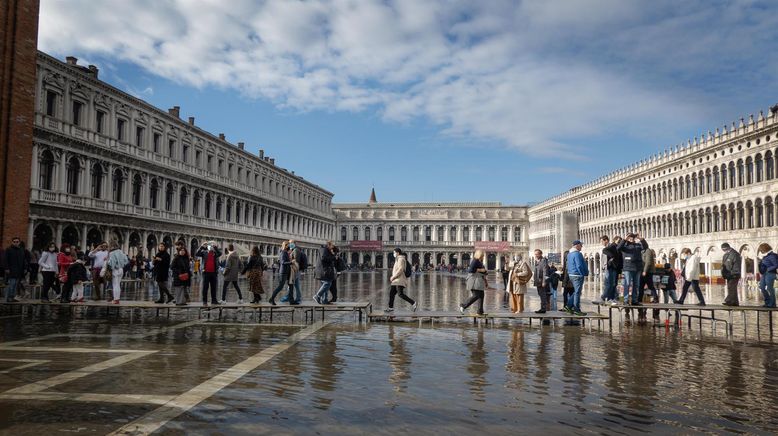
[27,219,34,248]
[81,223,88,250]
[55,222,63,246]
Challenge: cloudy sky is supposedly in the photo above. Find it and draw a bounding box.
[38,0,778,204]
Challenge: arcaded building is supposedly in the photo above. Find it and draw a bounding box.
[333,191,529,270]
[28,52,335,262]
[528,105,778,277]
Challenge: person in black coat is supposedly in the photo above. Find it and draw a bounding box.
[4,237,27,302]
[153,243,173,303]
[170,246,191,305]
[329,247,345,303]
[313,242,336,304]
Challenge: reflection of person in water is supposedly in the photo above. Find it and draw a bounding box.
[463,329,489,401]
[560,330,590,404]
[533,329,551,396]
[311,329,343,409]
[388,325,412,392]
[506,330,528,391]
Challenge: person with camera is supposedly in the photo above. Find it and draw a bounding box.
[196,242,222,306]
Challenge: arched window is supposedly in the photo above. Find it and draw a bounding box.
[131,174,142,206]
[401,226,408,242]
[388,226,395,241]
[737,202,744,229]
[91,163,104,198]
[728,162,736,188]
[691,173,698,197]
[165,183,174,211]
[112,169,124,203]
[341,226,347,241]
[179,187,188,213]
[252,206,257,226]
[226,199,233,222]
[713,206,720,232]
[235,202,241,223]
[755,199,763,227]
[192,190,201,216]
[514,226,522,242]
[737,159,745,186]
[685,175,691,198]
[713,167,720,192]
[38,150,55,190]
[756,154,764,183]
[488,226,496,241]
[705,170,712,194]
[204,194,212,218]
[425,226,431,241]
[412,226,419,242]
[475,226,483,241]
[767,151,775,180]
[463,226,470,242]
[149,179,159,209]
[66,156,80,195]
[365,227,371,240]
[377,227,383,241]
[352,226,359,240]
[746,157,754,184]
[215,196,222,220]
[746,201,754,228]
[500,226,508,241]
[767,197,775,227]
[450,226,457,242]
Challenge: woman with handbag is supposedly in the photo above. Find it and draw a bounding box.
[460,250,488,316]
[242,246,265,304]
[507,255,532,313]
[171,246,191,305]
[220,244,244,304]
[153,243,173,304]
[107,243,129,304]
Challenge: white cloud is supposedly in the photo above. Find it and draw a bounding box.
[38,0,778,156]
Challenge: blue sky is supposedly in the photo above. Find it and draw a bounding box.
[38,0,778,204]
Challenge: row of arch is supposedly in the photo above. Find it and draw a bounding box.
[35,147,333,240]
[578,147,777,222]
[579,195,778,245]
[340,225,524,243]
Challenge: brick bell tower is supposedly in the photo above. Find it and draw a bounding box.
[0,0,40,246]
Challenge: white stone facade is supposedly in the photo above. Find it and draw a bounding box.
[529,105,778,277]
[333,202,529,270]
[28,52,335,262]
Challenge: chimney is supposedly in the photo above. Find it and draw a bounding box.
[263,157,269,162]
[66,56,78,65]
[168,106,180,118]
[237,142,244,150]
[269,158,275,165]
[218,133,225,140]
[188,116,195,125]
[259,149,264,159]
[87,65,99,78]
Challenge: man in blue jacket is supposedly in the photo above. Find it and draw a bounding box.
[566,240,589,316]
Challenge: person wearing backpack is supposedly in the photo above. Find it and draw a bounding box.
[107,242,129,304]
[385,248,416,313]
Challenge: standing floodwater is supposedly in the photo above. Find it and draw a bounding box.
[0,271,776,435]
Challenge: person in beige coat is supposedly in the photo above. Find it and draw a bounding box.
[385,248,417,313]
[506,255,532,313]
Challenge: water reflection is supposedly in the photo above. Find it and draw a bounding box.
[462,329,488,402]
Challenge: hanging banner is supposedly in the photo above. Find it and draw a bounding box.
[474,241,511,252]
[349,240,383,251]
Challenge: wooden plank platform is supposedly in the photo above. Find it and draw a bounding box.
[0,300,372,324]
[368,310,608,329]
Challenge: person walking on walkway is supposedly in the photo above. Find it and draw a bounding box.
[329,246,346,303]
[39,243,58,302]
[386,248,416,313]
[560,250,575,312]
[533,249,550,313]
[269,241,293,305]
[565,240,589,316]
[757,243,778,308]
[313,241,336,305]
[196,243,221,306]
[507,255,531,313]
[282,240,302,304]
[107,243,129,304]
[641,246,658,302]
[3,237,27,302]
[57,244,74,303]
[460,250,487,315]
[617,233,648,305]
[88,242,109,301]
[678,248,705,306]
[221,244,244,304]
[721,243,741,306]
[171,246,191,306]
[153,243,173,304]
[243,246,265,303]
[67,256,88,303]
[28,249,40,286]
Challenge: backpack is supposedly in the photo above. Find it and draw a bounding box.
[298,251,308,270]
[404,259,412,278]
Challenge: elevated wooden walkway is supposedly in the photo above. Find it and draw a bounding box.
[368,310,608,330]
[0,300,372,324]
[593,301,778,338]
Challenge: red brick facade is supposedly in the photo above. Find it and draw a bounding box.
[0,0,39,246]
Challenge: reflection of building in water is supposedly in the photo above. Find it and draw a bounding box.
[529,105,778,278]
[28,52,334,262]
[333,190,529,270]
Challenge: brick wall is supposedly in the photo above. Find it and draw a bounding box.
[0,0,39,247]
